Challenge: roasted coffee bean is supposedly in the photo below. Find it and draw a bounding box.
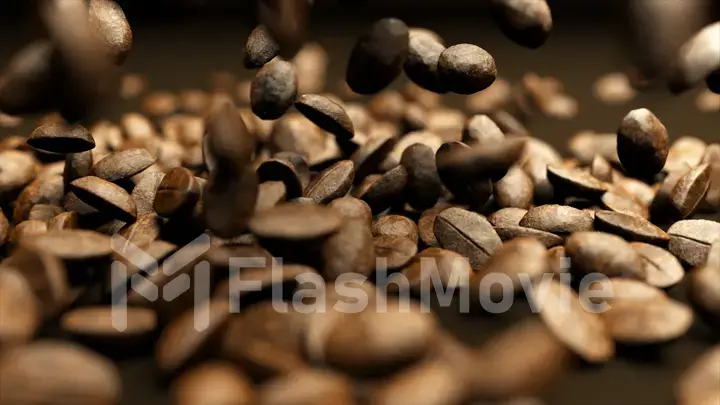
[391,248,473,294]
[251,60,298,120]
[494,166,534,209]
[116,213,162,247]
[19,229,112,260]
[700,145,720,210]
[404,29,448,93]
[203,167,259,238]
[259,370,354,405]
[670,163,712,219]
[323,217,376,280]
[9,220,48,244]
[601,191,649,219]
[292,42,329,95]
[438,44,497,94]
[473,237,549,298]
[519,204,593,234]
[664,136,707,173]
[357,165,408,214]
[546,164,609,199]
[372,215,419,245]
[61,306,157,344]
[70,176,137,222]
[436,137,526,181]
[594,211,669,245]
[28,204,64,224]
[630,242,685,288]
[568,131,618,166]
[435,141,493,205]
[668,219,720,267]
[257,0,311,57]
[0,267,41,352]
[565,231,646,279]
[214,264,315,303]
[494,226,564,248]
[88,0,133,65]
[489,0,553,49]
[64,151,94,189]
[257,154,310,200]
[131,171,165,216]
[593,72,637,104]
[171,362,255,405]
[328,196,373,224]
[400,143,443,210]
[531,279,615,363]
[601,297,693,344]
[250,203,343,240]
[0,211,9,247]
[463,114,505,145]
[0,340,122,405]
[522,157,554,204]
[669,22,720,93]
[244,25,280,69]
[255,181,288,213]
[649,169,685,223]
[13,175,65,223]
[154,167,200,218]
[0,40,55,115]
[488,207,528,227]
[382,131,443,171]
[675,346,720,405]
[295,94,355,140]
[346,18,409,95]
[616,108,669,179]
[27,123,95,154]
[93,148,156,183]
[434,207,502,268]
[204,98,256,171]
[374,235,418,271]
[0,151,39,193]
[370,358,466,405]
[590,155,614,183]
[417,203,453,248]
[351,132,396,184]
[687,264,720,326]
[304,160,355,204]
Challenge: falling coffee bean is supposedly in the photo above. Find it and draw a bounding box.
[295,94,355,140]
[154,167,200,218]
[438,44,497,94]
[88,0,133,65]
[244,25,281,69]
[404,29,448,94]
[257,153,310,200]
[616,108,669,179]
[357,165,408,214]
[249,203,343,240]
[401,143,443,210]
[70,176,137,222]
[546,164,609,199]
[251,60,298,120]
[27,123,95,154]
[489,0,553,49]
[304,160,355,204]
[670,163,712,219]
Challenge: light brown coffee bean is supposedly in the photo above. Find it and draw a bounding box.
[20,229,113,260]
[131,171,165,216]
[204,98,256,172]
[391,248,473,294]
[630,242,685,288]
[251,60,298,120]
[669,22,720,93]
[323,218,376,280]
[489,0,552,49]
[61,306,157,343]
[0,151,38,193]
[594,210,669,245]
[494,226,564,248]
[117,213,162,247]
[593,72,637,104]
[403,29,448,94]
[473,237,550,298]
[401,143,443,210]
[667,219,720,267]
[171,362,255,405]
[0,268,41,352]
[2,246,69,317]
[9,220,48,244]
[521,158,554,204]
[671,163,712,219]
[687,264,720,326]
[70,176,137,222]
[617,108,669,178]
[565,231,646,279]
[27,204,63,224]
[601,191,649,219]
[675,345,720,405]
[519,205,594,235]
[244,25,280,69]
[92,148,156,183]
[590,154,614,183]
[434,207,502,268]
[88,0,133,65]
[250,203,343,240]
[255,181,288,213]
[328,196,373,224]
[546,164,610,199]
[27,123,95,154]
[154,167,201,218]
[372,215,419,245]
[259,369,354,405]
[601,297,693,344]
[13,175,65,223]
[463,114,505,145]
[488,207,528,227]
[295,94,355,140]
[438,44,497,94]
[374,235,418,271]
[664,136,707,173]
[257,0,311,57]
[494,166,534,209]
[370,358,466,405]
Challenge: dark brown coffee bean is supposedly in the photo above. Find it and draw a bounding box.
[404,29,447,94]
[372,215,419,245]
[204,98,256,172]
[547,164,610,199]
[0,40,55,115]
[374,235,418,271]
[400,143,443,210]
[519,204,593,235]
[171,362,255,405]
[676,346,720,405]
[28,204,64,224]
[671,163,712,219]
[61,306,156,343]
[255,181,288,213]
[0,267,41,352]
[437,137,526,181]
[251,60,298,120]
[531,279,615,363]
[244,25,280,69]
[92,148,156,183]
[259,370,353,405]
[295,94,355,140]
[616,108,669,178]
[590,154,614,183]
[304,160,355,204]
[488,207,528,227]
[258,153,311,200]
[473,237,549,298]
[250,203,343,240]
[463,114,505,145]
[601,297,693,344]
[434,207,502,268]
[20,229,112,260]
[489,0,552,49]
[601,191,649,219]
[257,0,311,57]
[565,231,646,279]
[668,219,720,267]
[435,141,493,205]
[669,22,720,93]
[131,171,165,216]
[494,226,564,248]
[63,150,93,190]
[323,217,376,280]
[0,340,122,405]
[358,165,408,214]
[69,176,137,222]
[629,242,685,288]
[154,167,200,218]
[346,18,409,95]
[370,358,466,405]
[88,0,133,65]
[350,132,396,184]
[594,210,669,245]
[494,166,534,209]
[328,196,373,225]
[438,44,497,94]
[27,123,95,154]
[203,167,259,238]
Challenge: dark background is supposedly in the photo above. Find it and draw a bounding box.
[1,1,719,405]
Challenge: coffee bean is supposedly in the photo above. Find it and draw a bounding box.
[370,358,466,405]
[531,279,615,363]
[251,60,298,121]
[322,217,376,280]
[568,131,619,166]
[250,203,343,240]
[295,94,355,140]
[374,235,418,271]
[494,226,564,248]
[671,163,712,219]
[153,168,200,218]
[404,29,448,94]
[358,165,408,214]
[473,237,549,298]
[519,204,593,234]
[0,340,122,405]
[668,219,720,267]
[304,160,354,204]
[463,114,505,145]
[590,154,614,183]
[19,229,112,260]
[328,196,373,224]
[593,72,637,104]
[0,211,9,247]
[372,215,419,245]
[383,131,443,171]
[630,242,685,288]
[436,137,526,181]
[0,151,39,193]
[27,123,95,154]
[434,207,502,268]
[687,264,720,326]
[115,213,161,248]
[546,164,610,199]
[259,370,354,405]
[669,22,720,93]
[61,306,156,344]
[14,175,65,223]
[346,18,409,95]
[203,166,259,238]
[565,231,646,279]
[494,166,534,209]
[244,25,280,69]
[93,148,156,183]
[204,98,256,171]
[131,171,165,216]
[707,240,720,268]
[255,181,288,213]
[594,210,669,245]
[28,204,64,224]
[617,108,669,178]
[675,346,720,405]
[214,264,316,303]
[9,220,48,244]
[257,0,311,57]
[417,203,453,248]
[0,40,55,115]
[63,150,94,189]
[171,362,255,405]
[0,267,41,351]
[438,44,497,94]
[601,297,693,344]
[488,207,528,227]
[700,144,720,210]
[88,0,133,65]
[70,176,137,222]
[521,158,554,204]
[489,0,553,49]
[601,191,649,219]
[400,143,443,210]
[435,141,493,205]
[392,248,473,294]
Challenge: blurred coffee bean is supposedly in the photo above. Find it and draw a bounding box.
[250,203,343,240]
[171,362,255,405]
[489,0,553,49]
[593,72,637,104]
[88,0,133,65]
[0,267,41,352]
[27,123,95,154]
[257,153,310,200]
[494,166,534,209]
[565,231,646,279]
[669,22,720,93]
[257,0,312,57]
[251,60,298,120]
[258,370,354,405]
[687,263,720,326]
[328,196,373,224]
[630,242,685,288]
[436,137,525,181]
[322,216,376,280]
[372,215,419,245]
[438,44,497,94]
[601,297,693,344]
[357,165,408,214]
[675,346,720,405]
[667,219,720,267]
[374,235,418,271]
[0,41,55,115]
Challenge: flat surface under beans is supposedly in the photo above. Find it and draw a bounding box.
[1,12,718,405]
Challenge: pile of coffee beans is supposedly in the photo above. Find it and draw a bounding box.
[0,1,718,405]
